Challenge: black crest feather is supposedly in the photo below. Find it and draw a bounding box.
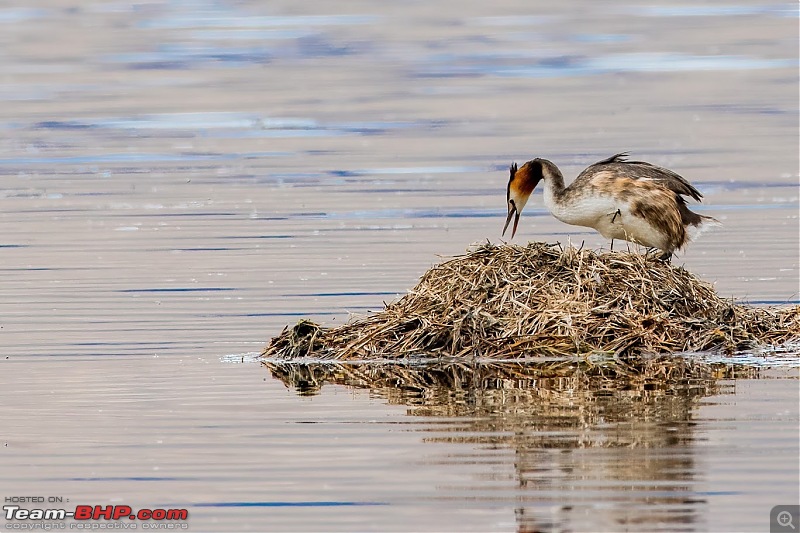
[594,152,629,165]
[506,163,518,203]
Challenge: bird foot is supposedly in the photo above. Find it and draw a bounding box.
[657,251,673,263]
[646,247,673,263]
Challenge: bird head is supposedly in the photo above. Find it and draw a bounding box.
[503,160,543,238]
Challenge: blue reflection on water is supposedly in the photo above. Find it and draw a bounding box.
[0,152,290,165]
[0,7,47,22]
[417,53,794,78]
[32,113,441,139]
[140,14,379,30]
[194,501,388,507]
[630,4,797,17]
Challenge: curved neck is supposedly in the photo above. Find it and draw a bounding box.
[541,167,567,207]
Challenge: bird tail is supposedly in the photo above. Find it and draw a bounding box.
[687,214,721,243]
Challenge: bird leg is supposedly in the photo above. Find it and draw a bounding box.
[609,210,622,252]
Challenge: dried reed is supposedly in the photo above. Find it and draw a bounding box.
[262,242,799,361]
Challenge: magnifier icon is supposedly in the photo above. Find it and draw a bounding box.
[778,511,796,530]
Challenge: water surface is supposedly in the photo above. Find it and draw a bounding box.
[1,0,797,531]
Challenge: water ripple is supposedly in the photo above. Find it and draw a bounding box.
[417,53,794,78]
[630,4,798,17]
[140,14,379,30]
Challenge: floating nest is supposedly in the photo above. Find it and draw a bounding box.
[262,242,799,361]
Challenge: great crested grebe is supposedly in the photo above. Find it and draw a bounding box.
[502,153,717,260]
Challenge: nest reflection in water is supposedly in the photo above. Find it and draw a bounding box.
[264,358,764,531]
[265,357,757,445]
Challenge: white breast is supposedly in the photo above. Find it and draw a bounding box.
[543,188,668,250]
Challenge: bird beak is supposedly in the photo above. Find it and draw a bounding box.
[502,202,519,238]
